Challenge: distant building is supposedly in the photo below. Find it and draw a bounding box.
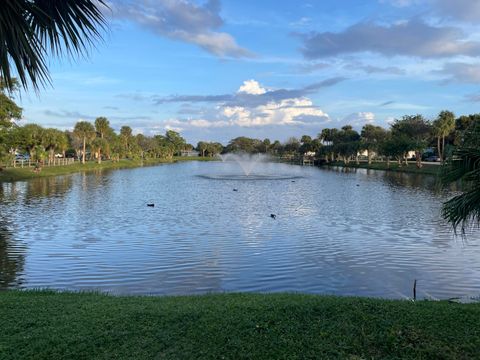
[180,150,199,157]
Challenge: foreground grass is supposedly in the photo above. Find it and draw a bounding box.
[326,161,441,176]
[0,156,216,182]
[1,291,479,359]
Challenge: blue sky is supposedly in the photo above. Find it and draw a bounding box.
[17,0,480,144]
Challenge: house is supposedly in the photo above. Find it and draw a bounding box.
[180,150,199,157]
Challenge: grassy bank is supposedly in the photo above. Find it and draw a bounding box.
[325,161,441,176]
[1,291,479,359]
[0,156,216,183]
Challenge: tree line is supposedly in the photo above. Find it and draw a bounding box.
[218,111,474,170]
[0,119,192,166]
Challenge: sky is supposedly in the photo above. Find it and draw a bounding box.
[16,0,480,145]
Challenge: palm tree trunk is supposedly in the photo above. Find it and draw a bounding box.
[98,149,102,164]
[442,135,446,164]
[82,137,86,164]
[415,151,422,168]
[367,149,372,165]
[437,136,442,164]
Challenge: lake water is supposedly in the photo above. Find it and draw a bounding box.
[1,160,479,299]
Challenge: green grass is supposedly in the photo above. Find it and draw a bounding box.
[326,161,441,176]
[0,156,217,182]
[1,291,479,359]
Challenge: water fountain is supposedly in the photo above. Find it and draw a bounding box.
[198,153,303,180]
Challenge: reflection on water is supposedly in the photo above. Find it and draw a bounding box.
[0,225,25,289]
[0,162,479,299]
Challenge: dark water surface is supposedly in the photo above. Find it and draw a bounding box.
[1,161,479,299]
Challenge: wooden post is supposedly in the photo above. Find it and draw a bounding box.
[413,279,417,301]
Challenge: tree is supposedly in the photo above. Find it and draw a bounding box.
[43,128,67,164]
[120,126,133,155]
[262,138,271,153]
[318,128,339,162]
[94,117,110,139]
[284,137,300,155]
[391,115,432,168]
[0,0,107,91]
[442,121,480,232]
[300,135,314,154]
[334,126,360,164]
[91,138,108,164]
[165,130,186,155]
[361,124,387,165]
[197,141,208,157]
[19,123,44,157]
[73,121,95,164]
[433,110,455,164]
[225,137,262,154]
[0,79,22,127]
[379,132,411,166]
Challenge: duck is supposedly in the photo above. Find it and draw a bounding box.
[147,203,155,207]
[233,188,238,192]
[270,214,276,219]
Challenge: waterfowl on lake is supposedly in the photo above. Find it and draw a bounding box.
[270,214,276,219]
[147,203,155,207]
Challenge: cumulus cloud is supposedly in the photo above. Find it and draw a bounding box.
[438,62,480,84]
[154,79,335,131]
[238,80,267,95]
[300,19,480,59]
[342,112,376,126]
[222,98,329,127]
[110,0,252,57]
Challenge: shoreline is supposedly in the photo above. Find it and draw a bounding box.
[0,156,217,183]
[322,161,441,176]
[1,290,478,359]
[0,157,442,183]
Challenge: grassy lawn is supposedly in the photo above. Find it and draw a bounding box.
[0,156,217,183]
[326,161,441,176]
[1,291,479,359]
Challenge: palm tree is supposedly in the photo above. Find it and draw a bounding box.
[433,110,455,164]
[42,128,65,164]
[442,121,480,232]
[120,126,132,154]
[0,0,107,91]
[91,137,107,164]
[73,121,95,164]
[94,117,110,139]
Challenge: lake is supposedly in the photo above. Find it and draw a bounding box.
[1,160,479,299]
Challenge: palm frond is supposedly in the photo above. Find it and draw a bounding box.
[442,121,480,232]
[442,189,480,234]
[0,0,107,91]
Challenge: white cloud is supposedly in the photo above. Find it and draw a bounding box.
[237,80,267,95]
[157,80,332,130]
[343,112,376,126]
[110,0,252,58]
